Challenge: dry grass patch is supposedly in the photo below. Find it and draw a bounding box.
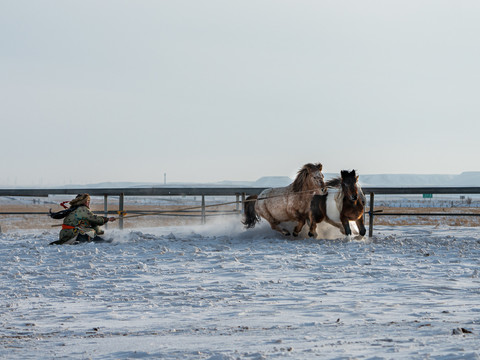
[371,206,480,227]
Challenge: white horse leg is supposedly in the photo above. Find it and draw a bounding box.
[326,218,345,234]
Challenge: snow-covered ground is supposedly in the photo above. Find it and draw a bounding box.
[1,218,480,359]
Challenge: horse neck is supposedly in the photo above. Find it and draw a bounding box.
[288,179,319,196]
[341,189,364,215]
[304,177,324,192]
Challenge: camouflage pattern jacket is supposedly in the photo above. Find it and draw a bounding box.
[58,205,108,243]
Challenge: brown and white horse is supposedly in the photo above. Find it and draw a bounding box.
[243,163,327,236]
[308,170,366,238]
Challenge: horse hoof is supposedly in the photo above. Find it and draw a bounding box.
[308,232,316,238]
[292,232,298,237]
[282,230,291,236]
[344,235,352,242]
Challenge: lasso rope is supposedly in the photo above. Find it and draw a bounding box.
[50,188,324,226]
[118,188,325,220]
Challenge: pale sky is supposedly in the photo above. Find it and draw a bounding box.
[1,0,479,186]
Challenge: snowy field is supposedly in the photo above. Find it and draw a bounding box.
[1,218,480,359]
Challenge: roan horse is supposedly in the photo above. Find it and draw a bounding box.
[308,170,366,238]
[243,163,327,236]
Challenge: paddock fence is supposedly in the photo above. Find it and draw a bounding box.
[1,186,480,236]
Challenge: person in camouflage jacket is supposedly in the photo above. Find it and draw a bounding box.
[49,194,116,245]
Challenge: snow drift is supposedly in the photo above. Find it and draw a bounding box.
[1,219,480,359]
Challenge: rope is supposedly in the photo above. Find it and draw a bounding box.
[119,201,240,220]
[50,188,324,225]
[119,188,323,220]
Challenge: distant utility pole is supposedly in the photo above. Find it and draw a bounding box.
[164,173,166,185]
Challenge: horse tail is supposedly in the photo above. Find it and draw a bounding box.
[242,195,260,229]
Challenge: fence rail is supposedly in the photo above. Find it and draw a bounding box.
[1,186,480,236]
[0,187,268,197]
[2,186,480,197]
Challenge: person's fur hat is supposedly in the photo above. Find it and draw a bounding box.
[69,193,90,207]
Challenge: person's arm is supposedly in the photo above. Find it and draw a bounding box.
[83,207,114,226]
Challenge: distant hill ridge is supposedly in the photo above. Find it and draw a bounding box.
[358,172,480,187]
[58,172,480,189]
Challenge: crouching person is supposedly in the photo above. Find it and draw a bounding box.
[49,193,116,245]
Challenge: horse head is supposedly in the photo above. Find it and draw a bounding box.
[340,170,359,202]
[292,163,327,195]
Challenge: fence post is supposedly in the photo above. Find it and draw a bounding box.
[241,193,246,214]
[104,195,108,229]
[236,194,240,213]
[119,193,124,230]
[368,192,375,237]
[201,195,206,224]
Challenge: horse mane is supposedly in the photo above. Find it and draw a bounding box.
[327,170,358,188]
[326,177,342,188]
[291,163,322,193]
[324,177,344,212]
[358,184,366,205]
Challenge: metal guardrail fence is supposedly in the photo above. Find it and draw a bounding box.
[0,187,267,230]
[362,187,480,237]
[1,186,480,236]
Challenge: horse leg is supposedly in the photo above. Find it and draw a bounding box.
[341,217,352,236]
[254,200,290,236]
[308,212,324,238]
[292,218,306,237]
[356,217,366,237]
[307,224,316,238]
[273,222,290,236]
[308,195,321,238]
[325,218,345,234]
[308,217,316,238]
[262,213,290,236]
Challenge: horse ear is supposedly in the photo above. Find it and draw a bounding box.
[350,170,356,177]
[316,163,323,171]
[341,170,348,179]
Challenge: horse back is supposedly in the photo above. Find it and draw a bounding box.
[256,186,303,222]
[256,187,289,208]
